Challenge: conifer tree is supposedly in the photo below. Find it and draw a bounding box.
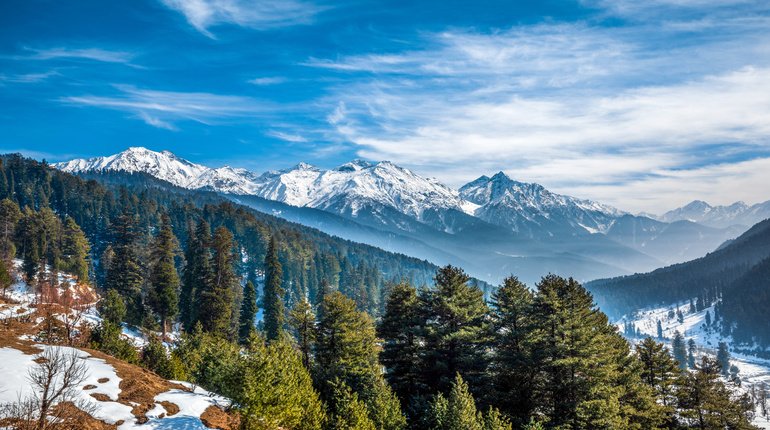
[672,331,688,370]
[315,291,379,397]
[61,216,90,283]
[420,265,489,396]
[289,297,315,368]
[99,289,127,325]
[489,275,535,425]
[326,379,376,430]
[657,320,663,339]
[0,262,11,300]
[263,236,285,341]
[197,226,236,338]
[148,214,180,338]
[238,280,258,344]
[717,342,731,377]
[529,275,653,429]
[0,198,20,261]
[678,356,755,428]
[315,291,405,428]
[105,213,144,325]
[688,338,697,369]
[180,220,212,330]
[430,374,483,430]
[378,281,423,403]
[238,337,326,430]
[636,337,681,421]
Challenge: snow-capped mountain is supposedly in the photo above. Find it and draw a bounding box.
[459,172,624,237]
[55,147,258,194]
[247,160,466,222]
[659,200,770,229]
[55,147,745,282]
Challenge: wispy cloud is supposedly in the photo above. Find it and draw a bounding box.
[248,76,287,85]
[159,0,327,37]
[0,70,59,84]
[267,130,308,142]
[26,47,135,64]
[62,85,274,128]
[307,6,770,212]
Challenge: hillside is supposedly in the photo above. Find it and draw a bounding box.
[2,154,455,316]
[587,218,770,340]
[0,265,237,430]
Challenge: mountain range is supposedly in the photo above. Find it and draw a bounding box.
[55,147,750,284]
[657,199,770,229]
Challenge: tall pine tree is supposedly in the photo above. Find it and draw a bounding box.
[378,281,423,404]
[196,226,236,338]
[238,280,258,344]
[489,275,536,425]
[148,214,180,338]
[180,220,212,331]
[263,236,285,342]
[105,213,144,325]
[420,265,490,397]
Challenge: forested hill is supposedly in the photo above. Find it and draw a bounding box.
[0,153,461,315]
[587,217,770,343]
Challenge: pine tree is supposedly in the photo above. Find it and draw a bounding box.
[687,338,697,369]
[315,291,405,428]
[105,213,144,325]
[18,207,41,282]
[672,331,688,370]
[238,280,258,344]
[147,214,180,338]
[636,337,680,421]
[420,265,490,396]
[678,356,755,428]
[657,319,663,339]
[142,335,174,379]
[263,236,285,341]
[0,198,20,261]
[717,342,731,377]
[0,262,11,299]
[61,216,90,283]
[489,275,535,425]
[529,275,654,429]
[99,289,127,325]
[326,379,376,430]
[378,281,423,403]
[705,310,712,328]
[238,337,326,430]
[315,291,379,398]
[289,297,315,368]
[197,226,236,338]
[430,374,483,430]
[180,220,212,330]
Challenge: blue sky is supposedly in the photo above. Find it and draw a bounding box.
[2,0,770,212]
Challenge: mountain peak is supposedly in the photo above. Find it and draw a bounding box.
[336,159,373,172]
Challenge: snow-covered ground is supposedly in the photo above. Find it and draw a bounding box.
[0,262,231,429]
[619,300,770,428]
[0,345,227,429]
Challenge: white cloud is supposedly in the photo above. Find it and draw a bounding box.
[309,10,770,213]
[267,130,307,142]
[159,0,326,37]
[248,76,287,85]
[27,47,134,64]
[0,70,59,84]
[62,85,272,128]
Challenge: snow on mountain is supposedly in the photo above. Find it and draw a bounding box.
[247,160,466,221]
[459,171,625,236]
[55,147,211,189]
[659,199,770,229]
